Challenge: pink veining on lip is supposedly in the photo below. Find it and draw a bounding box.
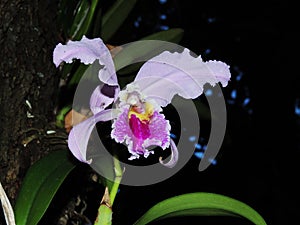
[129,114,151,140]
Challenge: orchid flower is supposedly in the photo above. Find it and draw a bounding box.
[53,36,231,168]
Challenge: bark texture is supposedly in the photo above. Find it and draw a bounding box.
[0,0,62,211]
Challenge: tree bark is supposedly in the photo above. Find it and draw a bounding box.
[0,0,61,213]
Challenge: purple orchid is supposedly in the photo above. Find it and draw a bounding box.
[53,36,231,168]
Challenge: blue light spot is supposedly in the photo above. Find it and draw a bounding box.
[159,0,167,4]
[202,145,207,151]
[204,48,211,54]
[170,133,177,139]
[160,25,169,31]
[134,16,142,27]
[194,153,217,165]
[236,72,244,81]
[160,14,167,20]
[205,89,213,96]
[207,17,217,23]
[295,99,300,116]
[194,152,204,159]
[243,97,250,106]
[208,158,217,165]
[231,89,237,99]
[189,136,197,142]
[195,143,202,150]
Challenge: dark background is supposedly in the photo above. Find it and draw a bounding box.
[110,0,300,225]
[1,0,299,224]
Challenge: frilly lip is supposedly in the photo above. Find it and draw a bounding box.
[111,108,171,161]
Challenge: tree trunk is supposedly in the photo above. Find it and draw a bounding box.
[0,0,61,215]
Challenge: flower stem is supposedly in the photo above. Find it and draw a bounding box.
[94,156,123,225]
[110,156,123,205]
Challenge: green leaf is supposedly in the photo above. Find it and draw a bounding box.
[73,0,100,40]
[101,0,138,41]
[114,28,184,75]
[67,63,89,87]
[56,105,72,128]
[68,0,90,40]
[14,150,76,225]
[58,0,80,38]
[67,59,102,88]
[141,28,184,43]
[133,192,267,225]
[91,153,115,192]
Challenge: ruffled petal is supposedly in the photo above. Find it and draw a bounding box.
[68,109,118,163]
[90,84,119,114]
[111,108,132,144]
[111,108,171,160]
[159,139,178,168]
[53,36,107,66]
[110,109,141,157]
[53,36,118,86]
[143,111,170,149]
[133,49,231,107]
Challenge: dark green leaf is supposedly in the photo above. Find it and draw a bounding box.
[91,7,103,37]
[59,63,74,80]
[72,0,100,40]
[76,0,98,39]
[58,0,80,38]
[69,0,90,40]
[14,150,76,225]
[101,0,138,42]
[67,59,102,88]
[141,28,184,43]
[114,28,184,75]
[67,63,89,87]
[91,153,115,192]
[133,192,267,225]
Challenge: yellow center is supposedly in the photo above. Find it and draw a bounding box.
[128,102,154,121]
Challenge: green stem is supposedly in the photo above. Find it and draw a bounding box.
[94,156,123,225]
[110,156,122,205]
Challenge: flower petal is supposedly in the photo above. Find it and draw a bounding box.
[111,109,171,160]
[64,109,88,133]
[111,109,142,159]
[143,111,170,149]
[111,108,132,144]
[159,139,178,168]
[53,36,118,86]
[68,109,118,163]
[133,49,231,107]
[90,84,119,114]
